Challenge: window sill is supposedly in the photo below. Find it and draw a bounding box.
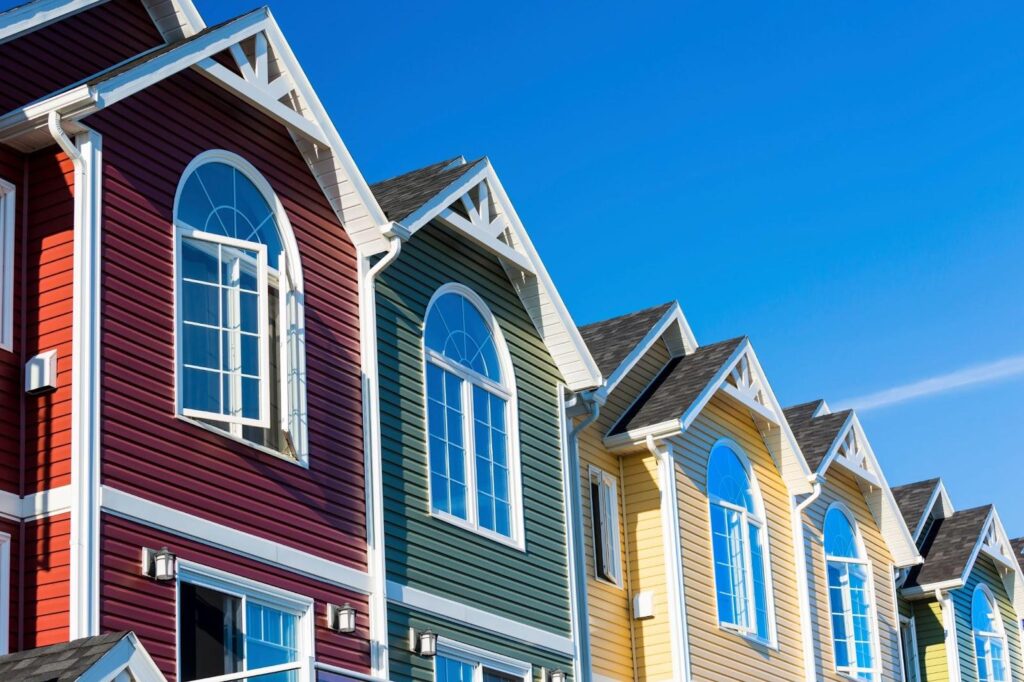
[838,670,878,682]
[594,575,624,590]
[429,509,526,552]
[176,414,309,469]
[718,623,777,651]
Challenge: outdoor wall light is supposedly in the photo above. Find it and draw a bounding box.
[327,603,357,633]
[140,546,176,581]
[548,670,566,682]
[409,628,438,657]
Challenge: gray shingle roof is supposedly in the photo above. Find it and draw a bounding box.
[892,478,941,536]
[783,401,851,472]
[609,337,745,436]
[1011,538,1024,573]
[903,505,991,589]
[370,157,484,223]
[578,302,674,377]
[0,631,129,682]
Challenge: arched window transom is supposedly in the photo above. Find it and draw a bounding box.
[424,286,520,545]
[707,442,773,642]
[824,506,877,680]
[973,585,1009,682]
[174,151,306,462]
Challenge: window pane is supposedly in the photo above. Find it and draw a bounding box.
[184,367,221,414]
[591,480,606,579]
[424,292,502,382]
[828,562,851,668]
[427,365,467,519]
[246,602,299,682]
[183,324,220,370]
[179,583,243,682]
[473,386,511,537]
[711,504,747,628]
[749,523,770,639]
[707,445,754,512]
[824,508,860,559]
[182,281,220,327]
[181,238,219,283]
[436,656,475,682]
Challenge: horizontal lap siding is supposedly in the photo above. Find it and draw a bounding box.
[0,517,19,652]
[671,394,806,681]
[24,149,75,494]
[804,468,902,681]
[912,600,946,681]
[0,148,22,494]
[376,222,572,636]
[24,512,71,647]
[580,340,671,680]
[101,514,371,680]
[954,557,1024,680]
[0,0,163,114]
[88,69,366,567]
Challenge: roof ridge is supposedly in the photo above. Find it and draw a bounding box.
[579,301,675,331]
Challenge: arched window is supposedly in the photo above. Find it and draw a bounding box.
[707,442,773,641]
[973,584,1009,682]
[824,506,877,680]
[175,151,306,461]
[424,285,519,544]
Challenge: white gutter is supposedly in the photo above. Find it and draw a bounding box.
[563,391,600,682]
[792,474,823,682]
[360,232,402,679]
[47,111,102,639]
[647,435,691,681]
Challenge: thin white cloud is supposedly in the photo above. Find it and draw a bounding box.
[835,354,1024,412]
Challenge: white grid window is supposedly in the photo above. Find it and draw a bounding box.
[973,584,1010,682]
[824,506,878,680]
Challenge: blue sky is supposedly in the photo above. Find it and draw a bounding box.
[37,0,1024,530]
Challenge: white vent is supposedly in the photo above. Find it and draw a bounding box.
[25,349,57,395]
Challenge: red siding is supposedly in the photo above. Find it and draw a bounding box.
[89,69,367,569]
[23,513,71,648]
[0,0,163,114]
[0,146,22,494]
[101,514,371,680]
[24,150,76,494]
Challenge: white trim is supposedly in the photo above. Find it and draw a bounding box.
[594,302,696,404]
[0,485,73,521]
[0,532,8,655]
[0,178,13,352]
[99,486,373,594]
[77,632,165,682]
[421,283,525,550]
[177,559,315,682]
[435,637,532,681]
[385,580,574,656]
[0,0,104,44]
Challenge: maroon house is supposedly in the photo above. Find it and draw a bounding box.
[0,0,390,679]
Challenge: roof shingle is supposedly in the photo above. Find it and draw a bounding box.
[903,505,991,589]
[783,402,851,472]
[578,302,674,377]
[370,157,483,223]
[892,478,941,536]
[609,337,744,436]
[0,631,129,682]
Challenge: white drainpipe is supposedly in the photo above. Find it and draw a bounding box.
[793,474,823,682]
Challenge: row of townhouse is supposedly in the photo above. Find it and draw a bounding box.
[0,1,1019,681]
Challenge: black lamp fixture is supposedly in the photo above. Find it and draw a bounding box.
[140,546,176,581]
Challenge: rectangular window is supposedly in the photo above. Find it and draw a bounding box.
[427,363,468,519]
[0,179,14,352]
[434,641,530,682]
[474,386,510,536]
[589,466,622,584]
[178,564,310,682]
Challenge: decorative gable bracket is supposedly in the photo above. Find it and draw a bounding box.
[830,418,882,489]
[719,352,777,425]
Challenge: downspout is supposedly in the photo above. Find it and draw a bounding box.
[360,231,402,679]
[47,111,103,639]
[792,473,823,682]
[17,155,29,653]
[563,390,600,682]
[646,435,691,681]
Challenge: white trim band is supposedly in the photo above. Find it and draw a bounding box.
[0,485,73,521]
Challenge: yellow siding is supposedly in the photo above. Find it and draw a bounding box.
[580,340,672,681]
[623,452,675,681]
[804,467,903,680]
[913,599,948,682]
[669,394,807,681]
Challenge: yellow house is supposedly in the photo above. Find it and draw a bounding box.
[574,302,816,681]
[784,400,921,681]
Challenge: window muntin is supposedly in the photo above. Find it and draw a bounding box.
[973,585,1009,682]
[824,506,877,680]
[174,153,306,462]
[178,573,307,682]
[590,466,622,585]
[424,287,520,544]
[0,179,13,353]
[707,442,773,642]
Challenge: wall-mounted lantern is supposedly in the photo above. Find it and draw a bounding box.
[140,546,176,581]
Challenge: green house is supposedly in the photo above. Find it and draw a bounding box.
[364,157,603,681]
[894,479,1024,682]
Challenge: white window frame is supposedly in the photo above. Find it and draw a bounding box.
[0,531,9,655]
[172,150,308,465]
[899,614,920,682]
[176,560,315,682]
[589,464,623,586]
[0,179,14,353]
[422,283,525,550]
[706,438,778,647]
[822,503,881,681]
[434,637,531,682]
[972,583,1011,682]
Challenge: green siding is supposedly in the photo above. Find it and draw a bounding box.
[376,221,572,639]
[953,556,1024,680]
[388,605,572,681]
[912,599,948,682]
